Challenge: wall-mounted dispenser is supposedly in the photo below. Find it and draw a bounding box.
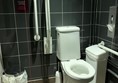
[107,6,117,38]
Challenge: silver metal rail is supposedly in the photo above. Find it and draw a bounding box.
[98,41,118,56]
[33,0,40,41]
[44,0,52,54]
[108,69,118,79]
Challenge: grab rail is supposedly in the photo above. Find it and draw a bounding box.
[44,0,52,54]
[33,0,40,41]
[108,69,118,79]
[98,41,118,56]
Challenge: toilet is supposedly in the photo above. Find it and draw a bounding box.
[86,45,108,83]
[56,26,95,83]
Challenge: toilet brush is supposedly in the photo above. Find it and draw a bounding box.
[55,71,61,83]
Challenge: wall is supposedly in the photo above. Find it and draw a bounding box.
[0,0,93,80]
[93,0,118,82]
[93,0,118,47]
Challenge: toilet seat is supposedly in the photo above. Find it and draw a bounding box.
[61,59,95,80]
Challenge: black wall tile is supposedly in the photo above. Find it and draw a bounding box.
[31,66,42,79]
[19,42,29,55]
[19,41,44,55]
[63,0,83,12]
[98,26,112,42]
[16,14,26,28]
[47,64,57,77]
[82,25,91,37]
[52,40,57,52]
[27,41,44,54]
[93,0,101,11]
[83,13,91,24]
[99,12,109,25]
[25,14,35,28]
[2,43,18,57]
[51,14,62,26]
[100,0,116,11]
[20,55,30,70]
[17,29,28,42]
[30,54,43,66]
[51,28,56,39]
[0,0,14,13]
[0,29,17,43]
[84,0,92,12]
[0,14,15,28]
[80,37,90,51]
[63,13,82,26]
[50,0,62,12]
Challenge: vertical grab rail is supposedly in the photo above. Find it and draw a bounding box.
[33,0,40,41]
[44,0,52,54]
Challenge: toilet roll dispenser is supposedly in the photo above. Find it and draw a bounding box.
[107,6,117,38]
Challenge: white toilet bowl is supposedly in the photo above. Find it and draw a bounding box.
[61,60,95,83]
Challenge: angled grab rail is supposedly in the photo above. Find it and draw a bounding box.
[98,41,118,56]
[33,0,40,41]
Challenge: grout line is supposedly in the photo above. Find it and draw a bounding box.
[97,37,112,44]
[95,24,107,27]
[89,0,93,45]
[63,11,92,13]
[82,0,84,36]
[28,77,55,82]
[95,0,100,43]
[62,0,63,26]
[92,11,109,13]
[111,0,118,52]
[24,63,57,68]
[115,0,117,6]
[28,76,55,81]
[1,39,57,45]
[1,36,91,44]
[24,0,33,78]
[12,0,21,72]
[81,0,84,49]
[0,24,92,30]
[0,11,109,15]
[3,51,57,58]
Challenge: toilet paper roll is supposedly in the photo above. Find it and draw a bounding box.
[55,71,61,83]
[107,24,114,32]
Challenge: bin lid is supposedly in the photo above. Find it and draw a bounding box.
[86,45,107,60]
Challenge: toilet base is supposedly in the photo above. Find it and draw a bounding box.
[62,69,93,83]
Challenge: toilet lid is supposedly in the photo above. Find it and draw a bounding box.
[61,60,95,80]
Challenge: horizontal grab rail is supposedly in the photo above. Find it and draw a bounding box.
[98,41,118,56]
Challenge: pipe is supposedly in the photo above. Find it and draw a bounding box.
[33,0,40,41]
[98,41,118,56]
